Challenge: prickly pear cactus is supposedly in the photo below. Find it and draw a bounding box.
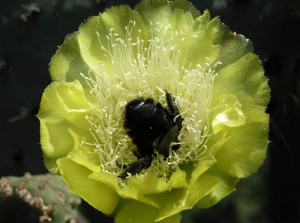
[0,173,81,223]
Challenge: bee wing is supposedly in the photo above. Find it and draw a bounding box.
[155,125,179,157]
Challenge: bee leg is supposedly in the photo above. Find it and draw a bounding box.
[164,90,183,131]
[116,160,127,169]
[118,155,153,179]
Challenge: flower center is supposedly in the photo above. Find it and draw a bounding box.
[80,20,220,179]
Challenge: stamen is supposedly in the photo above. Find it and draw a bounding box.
[79,21,220,179]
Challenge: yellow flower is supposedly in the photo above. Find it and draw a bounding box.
[38,0,270,222]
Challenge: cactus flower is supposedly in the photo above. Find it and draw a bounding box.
[38,0,270,222]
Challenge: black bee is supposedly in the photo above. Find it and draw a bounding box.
[118,90,184,179]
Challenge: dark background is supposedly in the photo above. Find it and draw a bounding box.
[0,0,299,222]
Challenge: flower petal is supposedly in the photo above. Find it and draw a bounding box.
[212,53,270,110]
[215,120,269,178]
[38,80,90,129]
[115,200,181,223]
[197,166,238,208]
[125,169,187,194]
[210,53,270,178]
[154,157,218,220]
[214,29,254,71]
[57,157,120,215]
[135,0,200,32]
[156,174,219,221]
[211,94,246,133]
[49,34,91,83]
[136,1,220,68]
[67,129,101,172]
[38,80,91,172]
[76,5,149,79]
[89,171,159,208]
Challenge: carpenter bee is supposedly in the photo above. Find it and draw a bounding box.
[118,90,183,179]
